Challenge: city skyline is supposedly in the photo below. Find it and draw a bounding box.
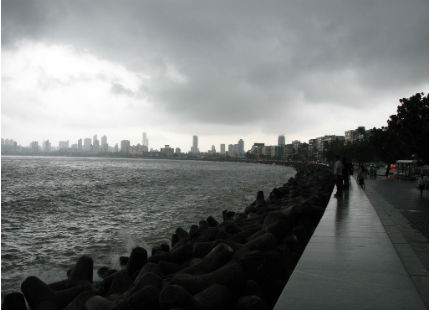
[2,1,427,152]
[2,131,301,153]
[1,129,307,153]
[1,132,283,153]
[2,128,366,163]
[1,127,356,155]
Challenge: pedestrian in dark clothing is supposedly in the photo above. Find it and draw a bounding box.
[349,162,354,176]
[418,174,427,199]
[385,163,391,178]
[334,156,343,197]
[358,164,365,188]
[342,157,350,190]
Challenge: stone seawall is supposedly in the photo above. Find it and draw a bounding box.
[3,164,335,310]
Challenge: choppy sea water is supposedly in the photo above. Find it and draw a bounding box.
[1,156,295,297]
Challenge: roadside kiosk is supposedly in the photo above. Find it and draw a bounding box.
[396,159,418,179]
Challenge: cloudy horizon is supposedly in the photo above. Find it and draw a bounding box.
[2,0,428,151]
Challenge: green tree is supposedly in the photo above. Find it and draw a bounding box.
[366,127,401,164]
[323,139,347,163]
[387,92,429,163]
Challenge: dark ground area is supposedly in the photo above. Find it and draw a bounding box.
[356,174,428,308]
[364,175,428,239]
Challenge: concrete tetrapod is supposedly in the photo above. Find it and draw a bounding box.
[21,276,59,310]
[171,261,245,294]
[180,242,234,274]
[2,292,27,310]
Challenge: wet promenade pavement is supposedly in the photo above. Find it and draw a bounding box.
[364,175,428,307]
[274,177,428,309]
[364,175,428,240]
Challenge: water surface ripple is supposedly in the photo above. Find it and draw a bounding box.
[1,156,295,296]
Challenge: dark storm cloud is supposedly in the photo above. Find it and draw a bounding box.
[2,0,428,130]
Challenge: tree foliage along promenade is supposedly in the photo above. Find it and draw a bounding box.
[324,92,429,164]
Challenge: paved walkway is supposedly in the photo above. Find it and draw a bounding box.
[365,175,428,239]
[274,177,427,310]
[364,175,428,307]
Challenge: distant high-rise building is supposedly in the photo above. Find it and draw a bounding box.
[114,143,119,153]
[42,140,51,152]
[58,141,69,151]
[238,139,244,155]
[142,132,149,148]
[344,126,366,145]
[228,144,233,153]
[121,140,130,154]
[292,140,301,152]
[220,144,225,154]
[278,135,286,146]
[77,139,82,151]
[251,143,265,156]
[1,139,18,153]
[191,135,199,154]
[92,135,100,152]
[160,145,174,156]
[175,148,181,154]
[30,141,39,153]
[83,138,92,151]
[71,144,78,152]
[233,144,239,155]
[101,135,108,152]
[211,145,216,153]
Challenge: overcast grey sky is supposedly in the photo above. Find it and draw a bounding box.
[2,0,428,151]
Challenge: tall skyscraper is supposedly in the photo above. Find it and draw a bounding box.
[142,132,149,148]
[191,135,199,154]
[30,141,39,153]
[121,140,131,154]
[101,135,108,152]
[83,138,92,151]
[77,139,82,151]
[58,141,69,151]
[278,135,286,146]
[220,144,225,154]
[238,139,244,155]
[228,144,233,153]
[43,140,51,152]
[93,135,100,152]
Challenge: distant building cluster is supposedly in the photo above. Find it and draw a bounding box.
[246,128,371,162]
[1,127,371,162]
[345,126,368,145]
[2,138,18,153]
[224,139,245,158]
[1,132,149,156]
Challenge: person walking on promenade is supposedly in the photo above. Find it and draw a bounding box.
[334,156,343,197]
[369,165,375,179]
[358,164,365,188]
[342,157,350,190]
[385,163,391,178]
[417,174,427,198]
